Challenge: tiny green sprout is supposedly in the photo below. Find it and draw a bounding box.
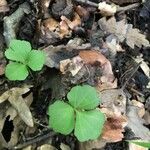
[48,85,105,142]
[5,39,45,80]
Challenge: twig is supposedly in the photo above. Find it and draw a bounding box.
[121,62,141,90]
[117,3,140,12]
[75,0,98,7]
[74,0,140,12]
[11,130,56,150]
[3,2,31,46]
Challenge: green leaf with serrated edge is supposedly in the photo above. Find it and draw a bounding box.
[128,140,150,148]
[74,109,105,142]
[5,40,31,63]
[27,50,45,71]
[5,62,28,80]
[48,101,75,135]
[67,85,100,110]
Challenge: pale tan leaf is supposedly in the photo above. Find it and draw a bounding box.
[126,26,150,49]
[98,17,149,48]
[98,2,117,16]
[129,143,148,150]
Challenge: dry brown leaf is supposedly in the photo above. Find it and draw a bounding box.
[79,50,116,90]
[0,86,34,127]
[61,12,81,30]
[75,5,90,20]
[42,17,71,39]
[79,50,108,65]
[98,17,149,48]
[102,116,127,142]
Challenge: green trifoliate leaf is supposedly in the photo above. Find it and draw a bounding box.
[74,109,105,142]
[48,101,75,135]
[27,50,45,71]
[5,40,31,63]
[128,140,150,148]
[67,85,100,110]
[5,62,28,80]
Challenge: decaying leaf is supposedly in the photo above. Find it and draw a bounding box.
[61,12,81,30]
[42,17,71,39]
[79,50,117,90]
[60,56,84,76]
[37,144,57,150]
[134,56,150,78]
[127,102,150,140]
[44,39,91,68]
[98,2,117,16]
[0,86,34,127]
[0,0,9,12]
[98,17,150,48]
[60,143,71,150]
[101,115,127,142]
[99,89,127,117]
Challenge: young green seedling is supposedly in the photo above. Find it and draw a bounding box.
[5,39,45,80]
[48,85,105,142]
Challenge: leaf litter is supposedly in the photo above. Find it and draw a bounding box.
[0,0,150,149]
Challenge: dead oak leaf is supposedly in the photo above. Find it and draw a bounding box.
[98,17,149,48]
[102,116,127,142]
[0,86,34,127]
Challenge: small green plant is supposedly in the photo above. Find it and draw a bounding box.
[128,140,150,148]
[5,39,45,80]
[48,85,105,142]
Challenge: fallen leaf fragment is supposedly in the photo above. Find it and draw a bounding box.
[127,103,150,140]
[60,56,84,76]
[60,143,71,150]
[79,50,117,90]
[0,86,34,127]
[134,56,150,78]
[98,2,117,16]
[129,143,149,150]
[98,17,150,48]
[102,116,127,142]
[61,12,81,30]
[37,144,57,150]
[0,0,9,12]
[99,89,127,116]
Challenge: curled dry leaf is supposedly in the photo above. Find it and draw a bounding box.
[98,17,149,49]
[98,2,117,16]
[0,86,34,127]
[61,12,81,30]
[60,56,84,76]
[42,17,71,39]
[0,0,9,12]
[127,102,150,140]
[97,88,127,142]
[99,89,127,117]
[101,115,127,142]
[79,50,117,90]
